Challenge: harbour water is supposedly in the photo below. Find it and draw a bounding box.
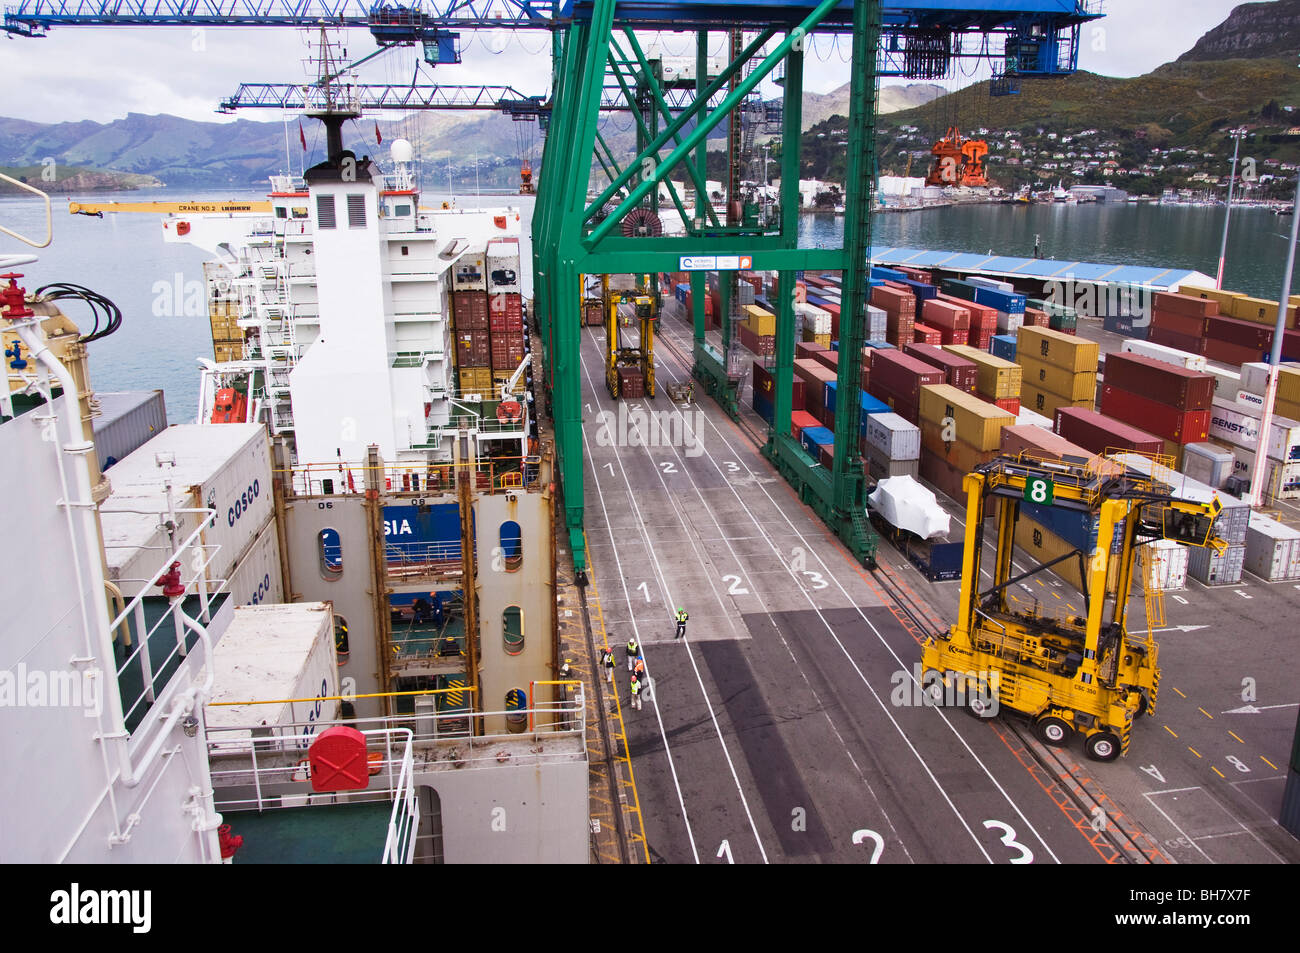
[3,187,1298,421]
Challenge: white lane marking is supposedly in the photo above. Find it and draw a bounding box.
[581,424,700,863]
[580,335,768,863]
[652,335,1061,864]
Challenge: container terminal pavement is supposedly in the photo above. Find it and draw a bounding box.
[566,298,1300,866]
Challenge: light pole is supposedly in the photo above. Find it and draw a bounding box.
[1215,127,1247,290]
[1248,163,1300,508]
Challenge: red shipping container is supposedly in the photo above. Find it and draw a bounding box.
[913,322,943,346]
[1147,327,1204,354]
[1024,307,1050,328]
[455,329,491,367]
[904,343,979,393]
[869,350,944,404]
[1153,291,1218,318]
[791,410,820,441]
[453,290,489,330]
[871,285,915,317]
[1204,314,1273,351]
[618,368,644,398]
[1100,384,1210,443]
[944,295,998,331]
[796,341,828,360]
[490,332,526,370]
[968,328,993,350]
[899,267,933,285]
[818,444,835,469]
[738,322,774,356]
[488,291,523,317]
[814,350,840,372]
[922,298,971,333]
[1150,309,1206,339]
[1054,406,1164,455]
[989,396,1021,415]
[1101,351,1215,410]
[1199,337,1264,366]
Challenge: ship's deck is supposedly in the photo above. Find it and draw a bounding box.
[223,801,393,864]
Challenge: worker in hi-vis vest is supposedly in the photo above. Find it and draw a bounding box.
[626,637,639,671]
[674,607,689,639]
[630,674,643,711]
[601,646,615,683]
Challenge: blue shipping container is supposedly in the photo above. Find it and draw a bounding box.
[801,426,834,455]
[990,334,1018,361]
[871,266,908,283]
[675,284,688,304]
[901,278,939,302]
[1021,501,1099,555]
[864,339,895,350]
[973,286,1026,314]
[753,392,774,426]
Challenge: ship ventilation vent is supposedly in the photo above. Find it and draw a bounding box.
[347,194,367,228]
[316,194,336,229]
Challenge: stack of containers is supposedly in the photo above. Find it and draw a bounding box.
[904,343,978,394]
[1244,513,1300,581]
[868,350,945,423]
[1054,407,1163,456]
[871,285,916,348]
[740,303,776,355]
[1023,306,1050,328]
[1240,362,1300,426]
[800,425,835,468]
[865,304,888,341]
[920,297,971,347]
[791,410,821,442]
[864,412,922,480]
[1029,297,1078,335]
[913,323,943,345]
[1016,325,1098,420]
[1207,397,1300,499]
[952,282,1028,335]
[943,344,1022,414]
[937,285,1000,349]
[751,361,807,425]
[1148,292,1214,354]
[487,238,526,392]
[796,302,832,349]
[794,358,838,425]
[453,250,493,394]
[917,384,1016,499]
[1111,452,1251,585]
[1100,352,1215,466]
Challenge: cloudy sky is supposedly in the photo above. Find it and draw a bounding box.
[0,1,1253,126]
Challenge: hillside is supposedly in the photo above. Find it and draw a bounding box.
[1178,0,1300,62]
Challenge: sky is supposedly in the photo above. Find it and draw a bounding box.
[0,1,1257,127]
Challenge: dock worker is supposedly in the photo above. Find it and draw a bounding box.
[559,658,574,681]
[600,646,616,683]
[674,607,689,640]
[626,637,640,671]
[630,674,643,711]
[633,657,651,701]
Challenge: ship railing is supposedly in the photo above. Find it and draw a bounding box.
[205,724,418,864]
[385,540,463,580]
[278,455,544,497]
[103,506,224,737]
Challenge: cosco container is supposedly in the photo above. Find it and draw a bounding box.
[1244,513,1300,581]
[93,390,168,471]
[225,518,284,607]
[99,423,274,599]
[205,603,340,738]
[1239,362,1300,405]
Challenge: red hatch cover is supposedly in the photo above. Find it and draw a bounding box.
[308,725,371,792]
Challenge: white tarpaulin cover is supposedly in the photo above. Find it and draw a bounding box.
[868,476,951,540]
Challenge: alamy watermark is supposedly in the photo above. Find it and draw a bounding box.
[594,401,706,458]
[891,664,1000,717]
[1043,277,1153,326]
[0,665,102,718]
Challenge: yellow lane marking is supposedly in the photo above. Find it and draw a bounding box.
[1188,746,1202,759]
[1050,590,1060,599]
[1199,707,1213,720]
[1211,766,1226,779]
[1164,725,1178,738]
[1172,687,1186,699]
[1228,731,1245,744]
[1262,756,1279,771]
[1065,603,1077,612]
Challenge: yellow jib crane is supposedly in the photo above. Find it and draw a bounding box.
[922,453,1226,762]
[599,274,657,400]
[69,200,272,216]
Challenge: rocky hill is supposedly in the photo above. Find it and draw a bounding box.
[1178,0,1300,63]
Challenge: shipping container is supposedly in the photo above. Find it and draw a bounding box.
[100,424,273,599]
[1000,424,1095,465]
[1102,352,1216,410]
[1153,291,1218,318]
[1054,407,1163,456]
[1181,442,1234,489]
[918,383,1016,452]
[489,331,527,371]
[1200,337,1263,366]
[1151,308,1207,339]
[455,329,492,367]
[904,342,978,393]
[990,334,1017,362]
[1208,398,1300,461]
[1205,314,1274,351]
[1243,513,1300,581]
[618,367,644,398]
[864,412,921,461]
[973,286,1026,315]
[1187,543,1246,586]
[942,344,1021,399]
[921,298,970,333]
[869,350,945,404]
[1119,338,1206,371]
[1100,385,1210,443]
[1138,539,1189,591]
[93,390,168,471]
[801,425,834,456]
[1017,325,1099,373]
[205,603,340,738]
[224,517,284,607]
[485,239,522,293]
[1219,443,1300,500]
[1020,382,1092,421]
[1239,362,1300,405]
[866,450,920,482]
[1018,354,1097,402]
[790,410,821,442]
[1102,313,1149,339]
[458,367,494,394]
[995,311,1024,334]
[452,253,487,291]
[453,290,489,330]
[919,421,994,473]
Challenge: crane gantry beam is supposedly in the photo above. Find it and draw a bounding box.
[218,81,703,113]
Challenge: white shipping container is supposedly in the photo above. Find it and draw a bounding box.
[967,276,1013,292]
[452,252,487,290]
[1244,513,1300,581]
[1015,406,1054,429]
[1140,539,1187,591]
[1220,442,1300,500]
[1239,362,1270,396]
[205,603,340,745]
[224,518,284,607]
[485,240,521,293]
[1203,365,1242,398]
[796,302,831,335]
[99,424,274,598]
[1181,442,1234,489]
[995,310,1024,334]
[1119,339,1207,371]
[1187,543,1245,585]
[867,451,919,481]
[1208,397,1300,462]
[1236,389,1265,409]
[865,412,921,460]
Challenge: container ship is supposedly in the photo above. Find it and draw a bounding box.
[0,128,588,863]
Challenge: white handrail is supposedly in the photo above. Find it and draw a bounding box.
[0,172,53,247]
